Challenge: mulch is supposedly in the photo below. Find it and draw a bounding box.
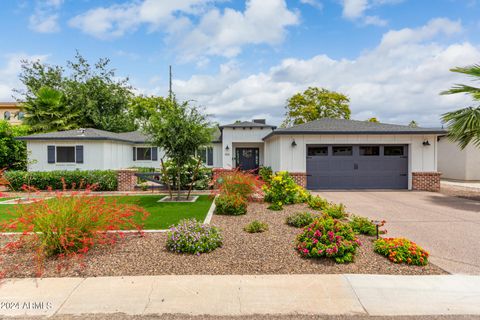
[0,202,447,278]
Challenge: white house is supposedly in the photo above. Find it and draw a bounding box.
[438,137,480,181]
[17,118,446,191]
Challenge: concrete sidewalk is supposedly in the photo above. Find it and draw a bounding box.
[1,275,480,318]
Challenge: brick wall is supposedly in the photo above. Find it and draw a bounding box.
[289,172,307,188]
[412,172,441,192]
[117,169,138,191]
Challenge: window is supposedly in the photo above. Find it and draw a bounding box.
[308,147,328,156]
[198,146,214,166]
[332,146,352,156]
[56,146,75,163]
[17,111,24,120]
[360,146,380,156]
[137,147,152,161]
[4,111,10,121]
[384,146,404,156]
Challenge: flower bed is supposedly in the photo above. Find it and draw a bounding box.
[374,237,429,266]
[166,219,222,254]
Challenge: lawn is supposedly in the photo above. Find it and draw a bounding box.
[0,197,18,202]
[0,195,214,230]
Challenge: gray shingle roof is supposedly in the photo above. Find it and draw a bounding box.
[219,121,276,129]
[263,118,446,140]
[17,128,150,144]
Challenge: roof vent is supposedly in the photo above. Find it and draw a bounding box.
[77,128,86,136]
[252,119,266,124]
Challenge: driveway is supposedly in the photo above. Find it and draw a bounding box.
[314,191,480,274]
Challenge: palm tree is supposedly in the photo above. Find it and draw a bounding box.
[22,86,81,132]
[441,64,480,149]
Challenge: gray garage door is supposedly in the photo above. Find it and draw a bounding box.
[306,145,408,189]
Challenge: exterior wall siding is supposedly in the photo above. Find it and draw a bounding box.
[439,138,480,180]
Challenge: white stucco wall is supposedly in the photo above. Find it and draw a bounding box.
[438,138,480,180]
[264,134,439,189]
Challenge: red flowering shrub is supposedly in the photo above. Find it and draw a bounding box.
[296,218,361,263]
[215,193,247,215]
[0,189,149,276]
[216,169,263,200]
[374,238,429,266]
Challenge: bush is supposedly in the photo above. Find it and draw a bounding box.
[286,212,317,228]
[258,166,273,184]
[307,195,328,210]
[323,203,348,219]
[215,193,247,215]
[5,170,118,191]
[374,238,429,266]
[349,215,385,236]
[162,158,212,190]
[296,218,361,263]
[166,219,222,254]
[217,170,262,200]
[0,190,148,276]
[263,171,309,209]
[0,121,29,171]
[244,220,269,233]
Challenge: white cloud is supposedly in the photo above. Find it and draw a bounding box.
[29,0,63,33]
[300,0,323,10]
[68,0,298,60]
[363,15,387,26]
[171,19,480,127]
[340,0,404,26]
[342,0,368,19]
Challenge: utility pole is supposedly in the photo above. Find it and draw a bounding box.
[169,65,172,100]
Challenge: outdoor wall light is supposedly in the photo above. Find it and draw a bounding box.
[225,145,230,151]
[422,140,431,146]
[291,140,297,147]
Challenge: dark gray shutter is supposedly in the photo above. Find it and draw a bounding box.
[76,145,84,163]
[133,147,137,161]
[207,147,213,166]
[152,147,158,161]
[47,146,55,163]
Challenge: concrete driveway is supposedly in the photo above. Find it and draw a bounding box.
[314,191,480,274]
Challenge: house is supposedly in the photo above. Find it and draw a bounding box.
[0,102,24,125]
[438,137,480,181]
[17,118,446,191]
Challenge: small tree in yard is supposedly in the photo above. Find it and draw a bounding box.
[143,98,212,200]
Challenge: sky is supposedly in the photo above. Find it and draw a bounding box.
[0,0,479,127]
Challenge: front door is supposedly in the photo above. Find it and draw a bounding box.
[236,148,259,171]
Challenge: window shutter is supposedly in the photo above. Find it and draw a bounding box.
[133,147,137,161]
[47,146,55,163]
[207,147,213,166]
[152,147,158,161]
[76,145,84,164]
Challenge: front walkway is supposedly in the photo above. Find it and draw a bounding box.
[1,274,479,317]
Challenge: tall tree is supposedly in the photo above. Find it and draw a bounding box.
[441,64,480,148]
[282,87,350,127]
[408,120,419,128]
[15,52,136,133]
[143,97,212,199]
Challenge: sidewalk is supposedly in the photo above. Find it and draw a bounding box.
[1,274,480,318]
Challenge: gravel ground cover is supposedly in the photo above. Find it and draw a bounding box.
[0,202,446,278]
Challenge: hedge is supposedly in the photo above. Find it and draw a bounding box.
[5,170,118,191]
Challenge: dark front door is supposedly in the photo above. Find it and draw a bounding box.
[236,148,259,171]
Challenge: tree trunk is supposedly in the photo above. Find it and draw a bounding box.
[186,158,202,200]
[177,160,181,200]
[160,158,173,199]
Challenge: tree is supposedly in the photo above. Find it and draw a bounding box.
[282,87,350,127]
[0,121,30,170]
[129,95,169,128]
[441,64,480,149]
[16,52,136,133]
[143,98,212,200]
[367,117,379,123]
[408,120,418,128]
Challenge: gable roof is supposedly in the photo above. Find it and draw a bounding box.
[263,118,446,140]
[16,128,150,144]
[219,121,276,129]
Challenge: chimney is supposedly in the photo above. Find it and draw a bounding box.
[252,119,266,124]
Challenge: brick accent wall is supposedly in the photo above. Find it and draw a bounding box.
[117,169,138,192]
[412,172,441,192]
[289,172,307,188]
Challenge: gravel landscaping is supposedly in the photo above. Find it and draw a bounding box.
[0,202,446,278]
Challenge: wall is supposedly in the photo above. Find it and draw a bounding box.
[0,106,22,125]
[264,136,281,172]
[438,138,480,180]
[212,143,223,168]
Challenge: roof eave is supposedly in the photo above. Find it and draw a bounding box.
[15,136,148,144]
[263,130,447,140]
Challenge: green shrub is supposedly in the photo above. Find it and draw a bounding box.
[215,193,247,215]
[307,195,328,210]
[263,171,310,209]
[267,203,283,211]
[349,215,378,236]
[296,218,361,263]
[244,220,269,233]
[323,203,348,219]
[258,166,273,184]
[286,212,316,228]
[166,219,222,254]
[374,238,429,266]
[5,170,118,191]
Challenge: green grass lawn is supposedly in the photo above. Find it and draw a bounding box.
[0,197,18,202]
[0,195,213,230]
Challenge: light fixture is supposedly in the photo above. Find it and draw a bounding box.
[422,140,430,146]
[291,140,297,147]
[225,145,230,151]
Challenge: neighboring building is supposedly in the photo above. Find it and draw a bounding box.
[438,137,480,181]
[17,118,446,191]
[0,102,24,125]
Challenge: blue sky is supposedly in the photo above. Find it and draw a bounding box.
[0,0,479,126]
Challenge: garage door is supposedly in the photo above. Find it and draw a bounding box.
[306,145,408,189]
